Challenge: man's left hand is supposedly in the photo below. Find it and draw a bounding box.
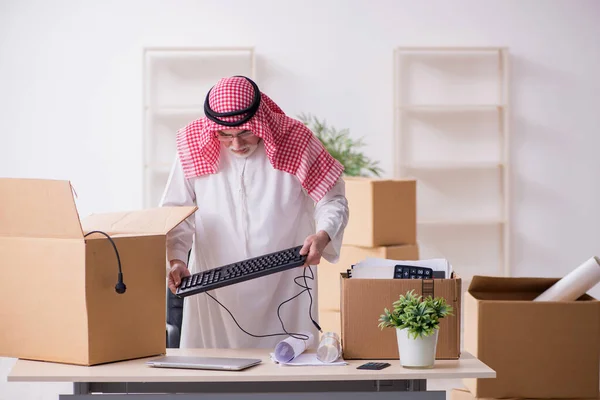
[299,230,331,266]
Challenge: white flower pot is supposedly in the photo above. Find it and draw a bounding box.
[395,328,439,368]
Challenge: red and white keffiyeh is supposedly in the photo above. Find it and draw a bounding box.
[176,76,344,202]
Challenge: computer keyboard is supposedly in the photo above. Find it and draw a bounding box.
[176,245,307,298]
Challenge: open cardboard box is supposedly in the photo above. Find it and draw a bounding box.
[317,243,419,312]
[451,388,599,400]
[340,271,461,360]
[0,178,197,365]
[463,276,600,399]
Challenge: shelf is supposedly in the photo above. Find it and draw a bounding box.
[145,163,172,173]
[144,47,254,110]
[402,162,503,171]
[148,107,204,116]
[143,47,255,209]
[393,46,510,277]
[144,47,256,57]
[419,219,505,226]
[398,105,504,112]
[396,47,506,52]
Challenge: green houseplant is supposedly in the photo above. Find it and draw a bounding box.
[378,290,453,368]
[298,113,383,177]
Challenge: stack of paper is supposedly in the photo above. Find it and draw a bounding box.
[270,352,348,366]
[349,258,452,279]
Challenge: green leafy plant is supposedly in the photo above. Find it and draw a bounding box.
[378,290,453,339]
[298,113,382,177]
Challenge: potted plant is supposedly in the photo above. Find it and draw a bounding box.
[378,290,453,369]
[298,113,382,177]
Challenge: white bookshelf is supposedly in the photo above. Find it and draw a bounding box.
[393,46,510,281]
[142,47,255,208]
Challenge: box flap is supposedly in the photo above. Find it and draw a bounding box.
[81,206,197,235]
[468,275,559,293]
[0,178,83,239]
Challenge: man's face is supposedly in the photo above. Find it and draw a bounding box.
[217,129,261,158]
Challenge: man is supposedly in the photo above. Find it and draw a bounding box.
[160,76,349,349]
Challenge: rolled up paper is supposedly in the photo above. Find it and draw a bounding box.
[534,256,600,302]
[273,332,314,363]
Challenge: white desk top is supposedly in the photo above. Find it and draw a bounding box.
[8,349,495,383]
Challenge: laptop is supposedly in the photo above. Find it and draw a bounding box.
[146,356,262,371]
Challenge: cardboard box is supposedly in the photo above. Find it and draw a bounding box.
[463,276,600,399]
[343,177,416,247]
[318,244,419,312]
[450,388,599,400]
[0,178,197,366]
[450,389,476,400]
[340,272,461,360]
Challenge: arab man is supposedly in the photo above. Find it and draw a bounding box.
[160,76,349,349]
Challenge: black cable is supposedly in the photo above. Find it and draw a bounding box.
[84,230,126,294]
[205,265,321,341]
[303,265,322,332]
[293,265,321,332]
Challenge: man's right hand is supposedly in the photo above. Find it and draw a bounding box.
[168,260,191,294]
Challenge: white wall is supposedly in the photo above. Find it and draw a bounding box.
[1,0,599,398]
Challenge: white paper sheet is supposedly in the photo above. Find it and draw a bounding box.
[270,352,348,366]
[349,265,394,279]
[350,258,452,279]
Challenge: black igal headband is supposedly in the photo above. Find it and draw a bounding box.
[204,76,261,127]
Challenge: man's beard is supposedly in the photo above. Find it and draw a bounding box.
[228,143,259,158]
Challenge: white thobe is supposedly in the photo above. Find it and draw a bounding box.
[160,141,349,349]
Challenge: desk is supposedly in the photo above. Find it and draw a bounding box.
[8,348,495,399]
